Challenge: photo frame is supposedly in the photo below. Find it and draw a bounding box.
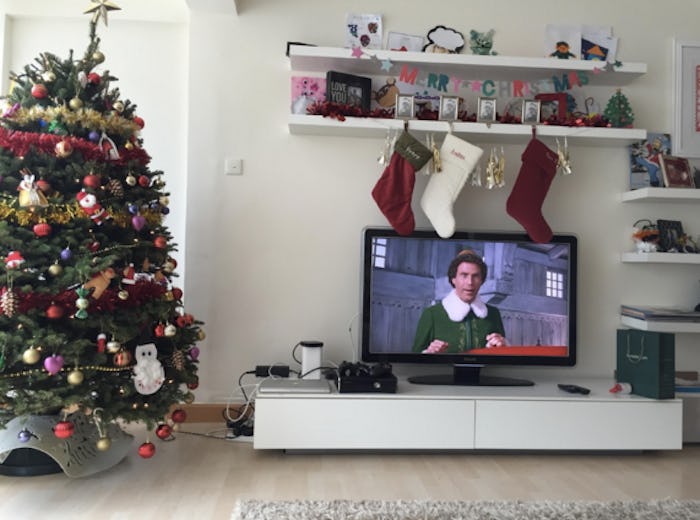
[535,92,568,121]
[672,40,700,157]
[386,31,424,52]
[656,219,684,252]
[477,97,497,123]
[395,94,415,119]
[522,100,541,124]
[438,95,460,121]
[660,155,696,188]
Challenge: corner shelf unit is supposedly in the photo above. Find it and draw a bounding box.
[621,187,700,202]
[288,45,648,144]
[620,316,700,333]
[621,252,700,264]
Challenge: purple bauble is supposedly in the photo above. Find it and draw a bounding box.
[60,247,72,261]
[17,429,32,443]
[161,207,170,215]
[128,203,138,215]
[88,130,100,142]
[189,346,200,361]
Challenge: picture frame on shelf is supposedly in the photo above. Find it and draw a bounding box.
[438,95,460,121]
[477,97,497,123]
[325,70,372,112]
[660,155,696,188]
[656,219,685,252]
[535,92,568,121]
[522,100,541,124]
[386,31,424,52]
[672,40,700,157]
[395,94,415,119]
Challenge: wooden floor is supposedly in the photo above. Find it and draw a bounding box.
[1,422,699,520]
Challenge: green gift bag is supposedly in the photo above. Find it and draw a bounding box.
[616,329,675,399]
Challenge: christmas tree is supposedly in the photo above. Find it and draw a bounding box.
[0,2,203,457]
[603,88,635,128]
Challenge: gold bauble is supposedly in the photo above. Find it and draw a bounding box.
[124,141,134,150]
[96,437,111,451]
[159,196,169,206]
[48,263,63,277]
[22,347,41,365]
[125,174,137,186]
[164,324,177,337]
[92,51,105,63]
[113,101,124,113]
[67,369,84,386]
[118,290,129,301]
[184,392,195,404]
[106,340,121,353]
[197,329,206,341]
[42,71,56,82]
[69,97,83,110]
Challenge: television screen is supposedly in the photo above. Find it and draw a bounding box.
[360,227,577,386]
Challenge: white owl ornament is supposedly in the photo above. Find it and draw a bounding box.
[132,343,165,395]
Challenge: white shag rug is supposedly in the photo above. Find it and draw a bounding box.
[231,498,700,520]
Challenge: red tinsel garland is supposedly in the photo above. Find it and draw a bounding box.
[8,280,169,317]
[0,127,151,166]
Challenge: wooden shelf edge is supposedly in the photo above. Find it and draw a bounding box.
[621,252,700,264]
[620,315,700,333]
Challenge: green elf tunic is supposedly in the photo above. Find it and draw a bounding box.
[412,291,505,353]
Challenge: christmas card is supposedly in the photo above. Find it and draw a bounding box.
[291,76,326,114]
[345,13,382,50]
[629,132,672,189]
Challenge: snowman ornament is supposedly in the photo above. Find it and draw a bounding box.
[132,343,165,395]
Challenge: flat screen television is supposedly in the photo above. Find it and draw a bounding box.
[360,227,577,386]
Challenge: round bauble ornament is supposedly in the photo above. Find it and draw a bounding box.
[33,222,52,237]
[197,329,206,341]
[112,100,124,113]
[184,392,195,404]
[88,130,100,142]
[92,51,105,63]
[125,173,137,186]
[46,304,65,319]
[106,340,121,353]
[153,236,167,249]
[36,179,52,194]
[88,72,101,85]
[159,196,170,206]
[187,379,199,390]
[124,141,134,151]
[41,71,56,83]
[171,287,183,301]
[83,173,101,189]
[18,429,33,443]
[60,247,72,261]
[22,347,41,365]
[54,420,75,439]
[113,349,132,367]
[44,354,64,375]
[163,258,177,274]
[67,369,84,386]
[31,83,48,99]
[133,116,145,129]
[69,97,83,110]
[138,442,156,459]
[96,437,111,451]
[118,289,129,301]
[155,424,172,440]
[55,139,73,158]
[75,297,89,311]
[48,263,63,277]
[88,241,100,252]
[154,323,165,337]
[171,409,187,424]
[164,324,177,337]
[189,346,200,361]
[131,215,146,231]
[138,175,150,188]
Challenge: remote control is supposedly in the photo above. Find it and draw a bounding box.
[557,383,590,395]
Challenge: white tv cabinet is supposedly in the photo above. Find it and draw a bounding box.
[253,377,682,451]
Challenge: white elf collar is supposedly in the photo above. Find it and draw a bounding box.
[442,289,488,322]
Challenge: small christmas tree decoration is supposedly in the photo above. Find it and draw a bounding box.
[603,89,635,128]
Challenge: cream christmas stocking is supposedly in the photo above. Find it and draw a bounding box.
[420,134,483,238]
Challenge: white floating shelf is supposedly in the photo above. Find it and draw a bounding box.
[289,45,647,85]
[621,252,700,264]
[621,187,700,202]
[288,114,646,145]
[620,316,700,333]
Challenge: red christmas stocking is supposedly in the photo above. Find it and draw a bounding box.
[506,138,559,243]
[372,131,431,235]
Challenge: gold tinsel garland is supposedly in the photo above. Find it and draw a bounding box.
[7,105,140,138]
[0,364,133,379]
[0,200,162,228]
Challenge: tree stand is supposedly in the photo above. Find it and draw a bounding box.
[0,411,133,478]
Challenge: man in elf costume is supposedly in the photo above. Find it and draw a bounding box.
[413,250,507,353]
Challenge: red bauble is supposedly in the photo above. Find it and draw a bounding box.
[88,241,100,252]
[138,442,156,459]
[54,420,75,439]
[46,304,65,319]
[35,179,52,193]
[154,323,165,337]
[171,409,187,424]
[113,350,132,367]
[155,424,172,440]
[133,116,145,129]
[33,222,52,237]
[55,139,73,158]
[88,72,101,85]
[138,175,150,188]
[83,174,101,189]
[187,379,199,390]
[153,236,167,249]
[171,287,183,301]
[31,83,48,99]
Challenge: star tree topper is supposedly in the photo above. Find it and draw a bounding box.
[84,0,121,27]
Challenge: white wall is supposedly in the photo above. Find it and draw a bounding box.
[3,0,700,404]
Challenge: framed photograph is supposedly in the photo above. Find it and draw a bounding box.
[522,100,541,124]
[535,92,568,121]
[656,219,684,252]
[395,94,415,119]
[438,95,460,121]
[477,97,497,123]
[672,40,700,157]
[325,70,372,112]
[660,155,696,188]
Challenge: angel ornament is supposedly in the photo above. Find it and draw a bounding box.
[132,343,165,395]
[556,137,573,175]
[17,170,48,208]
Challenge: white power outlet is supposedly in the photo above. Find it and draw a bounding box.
[225,158,243,175]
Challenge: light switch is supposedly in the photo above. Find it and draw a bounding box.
[225,158,243,175]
